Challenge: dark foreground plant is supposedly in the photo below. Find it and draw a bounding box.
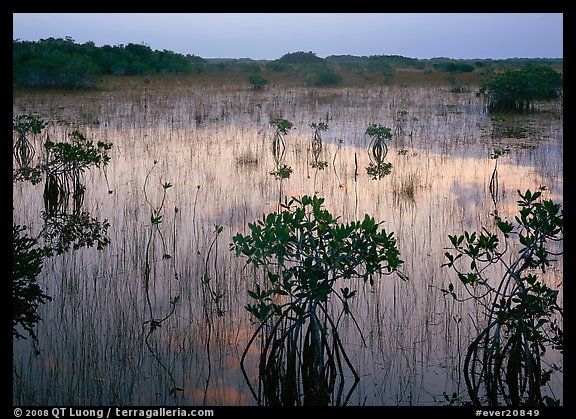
[442,186,563,406]
[231,195,405,405]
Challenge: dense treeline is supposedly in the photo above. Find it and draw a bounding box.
[13,37,206,88]
[13,38,563,89]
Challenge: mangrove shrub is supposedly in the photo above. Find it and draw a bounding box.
[477,65,563,112]
[443,187,563,406]
[231,195,404,405]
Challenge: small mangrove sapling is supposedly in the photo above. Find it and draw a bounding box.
[231,194,405,405]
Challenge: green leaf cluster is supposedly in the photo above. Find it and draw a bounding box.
[231,194,404,322]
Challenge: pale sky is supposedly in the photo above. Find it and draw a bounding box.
[12,13,563,60]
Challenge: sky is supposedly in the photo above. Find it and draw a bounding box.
[12,13,563,60]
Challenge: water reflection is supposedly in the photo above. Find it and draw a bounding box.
[12,119,112,355]
[13,82,562,406]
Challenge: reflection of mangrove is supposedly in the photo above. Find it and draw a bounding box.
[393,110,408,138]
[393,110,418,148]
[332,138,344,188]
[141,166,183,397]
[242,301,361,406]
[269,118,292,180]
[14,128,113,194]
[38,131,111,254]
[43,173,85,217]
[200,225,225,404]
[309,122,328,170]
[231,195,406,405]
[12,225,52,352]
[39,211,111,256]
[488,148,510,208]
[143,296,183,396]
[365,124,393,180]
[13,114,45,169]
[12,115,113,346]
[271,125,285,169]
[269,118,293,208]
[14,132,36,168]
[12,208,111,347]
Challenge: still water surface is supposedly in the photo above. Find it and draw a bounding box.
[13,80,563,406]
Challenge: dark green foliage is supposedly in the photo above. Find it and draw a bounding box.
[478,65,563,112]
[442,187,563,406]
[490,147,510,160]
[13,225,52,344]
[366,59,394,73]
[231,194,404,287]
[269,164,293,179]
[309,66,343,86]
[365,124,392,141]
[13,38,206,87]
[265,62,290,72]
[205,62,228,72]
[231,195,404,405]
[277,51,324,64]
[14,50,102,88]
[382,70,395,84]
[367,54,424,69]
[270,118,293,135]
[248,75,269,91]
[13,114,47,137]
[39,211,111,256]
[433,61,475,73]
[239,62,261,73]
[44,130,113,176]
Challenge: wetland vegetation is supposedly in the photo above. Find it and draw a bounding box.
[13,44,563,407]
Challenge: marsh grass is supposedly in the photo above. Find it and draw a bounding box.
[13,76,562,406]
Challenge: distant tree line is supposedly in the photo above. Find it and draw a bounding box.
[13,37,207,88]
[13,38,563,90]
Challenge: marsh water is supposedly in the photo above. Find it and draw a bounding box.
[13,78,563,406]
